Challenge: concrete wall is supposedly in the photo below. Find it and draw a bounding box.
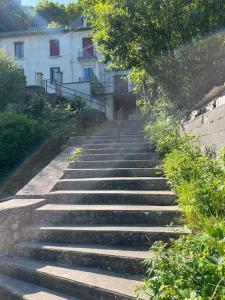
[182,103,225,153]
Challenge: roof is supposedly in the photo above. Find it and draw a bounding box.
[0,25,91,38]
[0,28,65,38]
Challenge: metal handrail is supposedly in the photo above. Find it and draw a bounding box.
[78,48,97,59]
[45,80,106,110]
[117,107,124,142]
[46,79,94,98]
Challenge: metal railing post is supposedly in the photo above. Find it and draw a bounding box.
[117,107,123,142]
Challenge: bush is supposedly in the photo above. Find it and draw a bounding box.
[164,148,225,230]
[143,97,185,155]
[138,223,225,300]
[140,97,225,299]
[0,49,26,111]
[0,111,45,170]
[143,98,225,230]
[23,94,82,133]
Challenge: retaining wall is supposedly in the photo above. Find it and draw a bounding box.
[182,104,225,153]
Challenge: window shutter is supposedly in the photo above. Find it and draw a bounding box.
[50,40,60,56]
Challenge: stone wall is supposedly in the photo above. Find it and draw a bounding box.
[0,198,46,254]
[182,103,225,153]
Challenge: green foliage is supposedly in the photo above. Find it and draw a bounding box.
[23,94,85,131]
[164,148,225,229]
[65,1,83,24]
[0,111,45,170]
[0,49,26,111]
[143,96,185,155]
[35,0,83,26]
[143,98,225,230]
[140,97,225,299]
[0,50,87,184]
[138,225,225,299]
[145,116,178,155]
[82,0,225,69]
[0,89,87,183]
[82,0,225,109]
[75,96,86,111]
[0,0,30,32]
[67,147,83,162]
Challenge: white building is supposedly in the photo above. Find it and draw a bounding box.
[0,21,135,119]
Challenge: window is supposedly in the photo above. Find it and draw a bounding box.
[82,66,93,81]
[15,42,24,59]
[82,38,94,57]
[50,67,60,84]
[50,39,60,56]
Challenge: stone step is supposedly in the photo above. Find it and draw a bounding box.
[0,258,144,300]
[28,225,184,247]
[82,143,151,149]
[96,128,142,133]
[93,131,145,139]
[69,160,160,169]
[33,204,181,226]
[94,132,144,137]
[13,242,152,275]
[47,190,177,205]
[52,177,168,191]
[91,133,143,137]
[83,148,151,154]
[99,124,140,128]
[78,153,159,161]
[92,136,145,140]
[94,133,144,137]
[62,168,163,179]
[0,274,76,300]
[86,138,145,144]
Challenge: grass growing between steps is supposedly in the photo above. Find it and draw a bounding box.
[67,147,83,162]
[137,98,225,299]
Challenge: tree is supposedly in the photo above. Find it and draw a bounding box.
[65,2,83,24]
[81,0,225,109]
[0,0,30,32]
[0,50,26,111]
[35,0,83,26]
[35,0,65,25]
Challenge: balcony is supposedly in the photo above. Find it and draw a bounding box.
[78,48,97,61]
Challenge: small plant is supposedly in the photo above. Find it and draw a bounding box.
[67,147,83,162]
[137,223,225,300]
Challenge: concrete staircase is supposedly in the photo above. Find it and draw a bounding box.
[0,120,183,300]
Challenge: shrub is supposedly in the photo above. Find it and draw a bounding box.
[23,94,81,132]
[164,148,225,229]
[140,97,225,299]
[0,49,26,111]
[0,111,45,170]
[137,223,225,300]
[23,94,50,119]
[145,115,178,154]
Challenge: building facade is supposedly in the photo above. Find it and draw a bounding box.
[0,22,135,119]
[0,25,105,85]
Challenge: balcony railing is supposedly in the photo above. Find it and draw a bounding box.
[78,48,97,60]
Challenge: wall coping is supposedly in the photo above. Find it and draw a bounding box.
[15,136,90,198]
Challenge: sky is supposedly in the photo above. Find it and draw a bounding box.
[22,0,72,6]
